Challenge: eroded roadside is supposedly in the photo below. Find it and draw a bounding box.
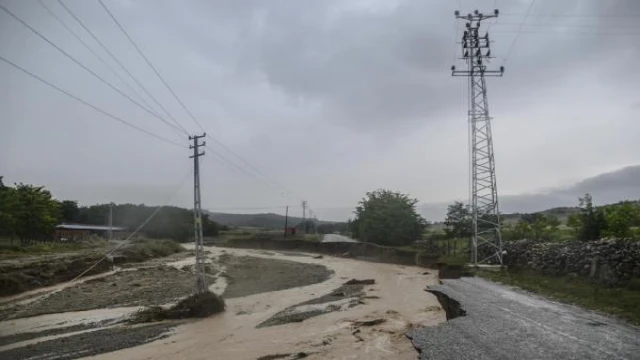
[1,247,445,360]
[0,249,337,360]
[92,247,444,360]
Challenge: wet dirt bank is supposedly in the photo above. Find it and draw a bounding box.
[91,247,444,360]
[216,238,438,267]
[0,251,337,360]
[220,253,333,299]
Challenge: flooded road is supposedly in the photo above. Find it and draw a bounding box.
[321,234,357,243]
[92,246,443,360]
[409,277,640,360]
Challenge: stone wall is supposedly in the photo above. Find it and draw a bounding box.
[503,239,640,285]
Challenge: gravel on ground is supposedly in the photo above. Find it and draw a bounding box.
[9,266,197,319]
[0,322,177,360]
[219,254,332,299]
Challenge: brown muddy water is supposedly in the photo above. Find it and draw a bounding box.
[0,246,444,360]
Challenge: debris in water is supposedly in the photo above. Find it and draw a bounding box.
[343,279,375,285]
[133,291,225,323]
[352,318,386,327]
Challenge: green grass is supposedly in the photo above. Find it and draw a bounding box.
[0,239,105,259]
[477,268,640,325]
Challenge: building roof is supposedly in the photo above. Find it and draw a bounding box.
[55,224,127,231]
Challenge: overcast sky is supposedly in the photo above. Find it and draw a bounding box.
[1,0,639,221]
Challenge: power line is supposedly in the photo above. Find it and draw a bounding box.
[493,29,640,36]
[206,134,294,196]
[501,12,640,19]
[97,0,202,133]
[0,3,188,136]
[204,144,288,196]
[0,54,186,148]
[56,0,188,135]
[503,0,537,63]
[93,0,296,199]
[37,0,156,115]
[7,169,191,320]
[494,21,640,29]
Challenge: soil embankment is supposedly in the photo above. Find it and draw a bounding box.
[217,237,437,267]
[0,250,336,360]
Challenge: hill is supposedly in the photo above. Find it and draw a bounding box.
[205,211,338,229]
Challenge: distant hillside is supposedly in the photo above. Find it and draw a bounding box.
[205,211,342,229]
[419,164,640,221]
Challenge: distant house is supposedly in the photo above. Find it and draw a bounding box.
[54,224,127,242]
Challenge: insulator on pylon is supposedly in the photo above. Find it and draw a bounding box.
[466,22,471,28]
[485,32,489,40]
[475,49,481,57]
[486,49,491,57]
[463,42,467,48]
[464,50,469,58]
[463,30,468,38]
[451,65,456,71]
[500,66,505,73]
[477,58,482,65]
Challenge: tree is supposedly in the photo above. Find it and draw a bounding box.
[0,177,18,241]
[604,202,638,238]
[12,183,61,244]
[60,200,79,223]
[513,220,532,240]
[573,194,607,241]
[444,201,471,239]
[350,189,426,246]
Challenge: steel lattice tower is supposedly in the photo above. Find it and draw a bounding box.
[451,9,504,265]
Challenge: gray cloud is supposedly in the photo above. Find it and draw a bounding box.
[1,0,639,221]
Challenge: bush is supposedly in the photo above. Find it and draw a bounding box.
[118,239,184,262]
[133,291,225,322]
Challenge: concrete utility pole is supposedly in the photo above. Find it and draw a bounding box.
[301,200,307,234]
[108,203,113,241]
[190,133,207,293]
[451,9,504,265]
[284,205,289,238]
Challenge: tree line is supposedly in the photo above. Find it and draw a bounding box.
[0,177,221,244]
[443,193,640,243]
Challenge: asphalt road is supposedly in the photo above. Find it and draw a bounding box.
[409,277,640,360]
[321,234,357,243]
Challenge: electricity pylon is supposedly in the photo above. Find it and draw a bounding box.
[190,133,207,293]
[451,9,504,265]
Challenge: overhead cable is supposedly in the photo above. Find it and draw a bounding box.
[0,54,186,148]
[0,3,188,136]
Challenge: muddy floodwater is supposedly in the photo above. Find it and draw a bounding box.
[0,246,443,360]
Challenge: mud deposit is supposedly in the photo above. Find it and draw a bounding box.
[220,254,332,299]
[257,279,373,328]
[6,266,196,320]
[0,322,176,360]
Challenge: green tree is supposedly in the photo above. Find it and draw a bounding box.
[12,183,61,244]
[444,201,471,239]
[513,220,532,240]
[604,202,638,238]
[350,189,426,246]
[60,200,79,223]
[0,177,18,241]
[574,194,607,241]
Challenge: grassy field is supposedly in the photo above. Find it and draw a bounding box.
[0,238,106,259]
[477,268,640,325]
